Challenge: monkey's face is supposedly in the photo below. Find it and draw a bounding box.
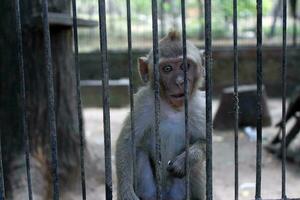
[159,57,200,108]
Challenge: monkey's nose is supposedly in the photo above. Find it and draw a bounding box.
[176,76,184,86]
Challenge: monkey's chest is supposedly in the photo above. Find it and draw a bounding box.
[146,119,193,169]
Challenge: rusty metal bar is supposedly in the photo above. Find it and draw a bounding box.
[180,0,190,199]
[15,0,33,199]
[205,0,213,199]
[41,0,60,199]
[71,0,86,199]
[233,0,239,199]
[126,0,137,191]
[160,0,165,38]
[255,0,263,199]
[293,14,298,47]
[98,0,113,199]
[0,130,5,200]
[151,0,162,199]
[281,0,287,199]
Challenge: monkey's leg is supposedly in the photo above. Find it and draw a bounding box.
[165,162,206,200]
[190,162,206,200]
[9,155,49,200]
[165,178,185,200]
[167,139,206,178]
[116,128,140,200]
[136,150,156,200]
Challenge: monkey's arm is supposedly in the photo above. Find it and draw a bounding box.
[167,139,206,178]
[116,120,140,200]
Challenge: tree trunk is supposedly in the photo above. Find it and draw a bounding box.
[213,85,272,130]
[0,0,82,198]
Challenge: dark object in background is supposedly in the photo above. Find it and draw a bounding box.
[269,89,300,149]
[213,85,272,130]
[0,0,95,198]
[290,0,298,18]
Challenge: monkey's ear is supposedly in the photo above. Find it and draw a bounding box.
[138,57,149,83]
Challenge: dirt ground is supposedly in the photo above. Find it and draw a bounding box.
[66,99,300,200]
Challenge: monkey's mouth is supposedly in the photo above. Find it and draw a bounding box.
[169,93,186,107]
[170,93,185,99]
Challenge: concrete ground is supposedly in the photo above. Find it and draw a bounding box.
[66,99,300,200]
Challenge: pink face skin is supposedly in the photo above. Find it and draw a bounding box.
[159,57,199,108]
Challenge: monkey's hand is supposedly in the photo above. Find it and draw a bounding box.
[167,139,206,178]
[167,153,186,178]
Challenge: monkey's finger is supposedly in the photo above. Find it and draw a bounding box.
[167,160,174,168]
[167,160,174,170]
[167,164,186,178]
[171,170,185,178]
[167,164,175,173]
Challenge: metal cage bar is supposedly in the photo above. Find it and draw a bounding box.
[180,0,191,199]
[293,14,298,47]
[15,0,33,199]
[71,0,87,199]
[205,0,213,199]
[151,0,162,199]
[233,0,239,199]
[255,0,263,199]
[42,0,60,199]
[281,0,287,199]
[0,130,5,200]
[98,0,113,199]
[126,0,137,191]
[160,0,165,38]
[3,1,300,200]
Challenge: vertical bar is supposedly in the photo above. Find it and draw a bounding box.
[71,0,86,199]
[126,0,136,191]
[281,0,287,199]
[205,0,213,199]
[151,0,162,199]
[42,0,60,199]
[15,0,33,199]
[233,0,239,200]
[160,0,165,38]
[180,0,190,199]
[98,0,113,199]
[293,16,297,47]
[255,0,263,199]
[0,131,5,200]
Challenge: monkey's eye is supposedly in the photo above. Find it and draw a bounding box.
[180,63,191,71]
[162,65,173,73]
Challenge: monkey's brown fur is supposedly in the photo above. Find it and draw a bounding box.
[116,30,206,200]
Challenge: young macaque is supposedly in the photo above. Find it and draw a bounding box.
[116,30,206,200]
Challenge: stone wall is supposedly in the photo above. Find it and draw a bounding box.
[79,46,300,107]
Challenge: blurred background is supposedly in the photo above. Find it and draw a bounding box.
[0,0,300,199]
[77,0,300,108]
[76,0,297,51]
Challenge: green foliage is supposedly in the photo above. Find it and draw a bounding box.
[131,0,152,15]
[211,0,273,18]
[75,0,279,50]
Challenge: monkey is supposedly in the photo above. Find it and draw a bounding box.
[116,30,206,200]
